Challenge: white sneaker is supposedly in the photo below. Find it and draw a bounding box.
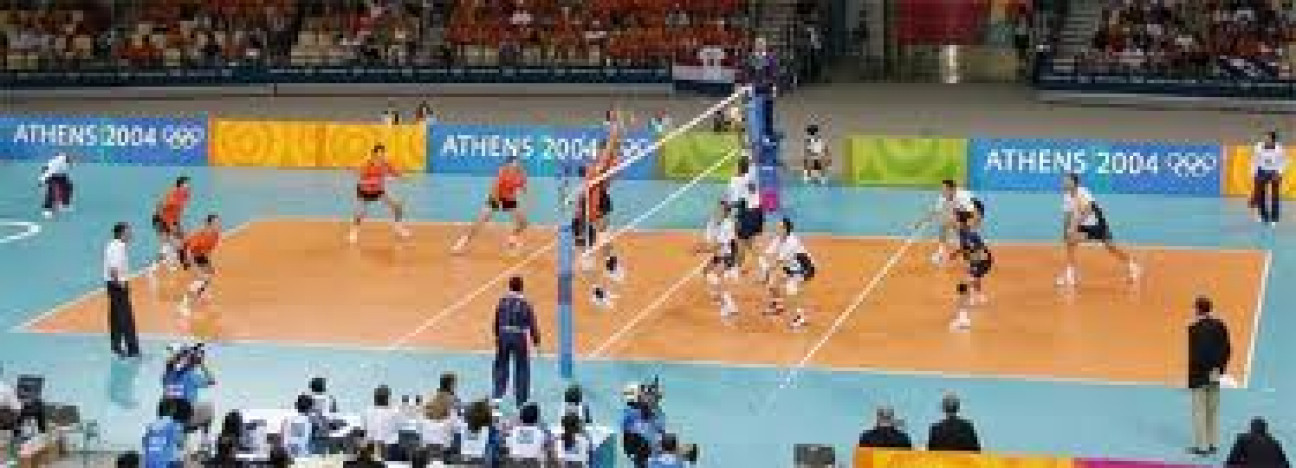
[178,297,192,318]
[592,288,613,309]
[790,314,808,330]
[578,254,595,272]
[607,264,625,283]
[394,224,411,239]
[42,210,53,219]
[930,249,946,266]
[450,237,467,254]
[1055,269,1077,287]
[950,317,972,331]
[1127,262,1142,282]
[347,229,358,244]
[720,295,737,319]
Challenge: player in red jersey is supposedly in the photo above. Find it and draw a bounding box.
[452,156,529,254]
[348,144,410,244]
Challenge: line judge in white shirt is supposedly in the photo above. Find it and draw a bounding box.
[1252,131,1287,226]
[39,152,73,219]
[105,222,141,358]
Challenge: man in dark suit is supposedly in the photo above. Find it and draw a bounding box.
[1188,296,1231,456]
[858,406,912,449]
[927,393,980,452]
[1226,417,1290,467]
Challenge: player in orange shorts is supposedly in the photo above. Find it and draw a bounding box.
[451,155,528,254]
[576,112,627,308]
[348,144,410,244]
[148,176,192,289]
[179,214,221,316]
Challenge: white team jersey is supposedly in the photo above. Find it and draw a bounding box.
[40,154,69,182]
[705,217,737,255]
[765,233,812,270]
[727,172,753,205]
[806,136,826,157]
[936,188,977,213]
[459,426,491,459]
[419,417,459,447]
[361,406,401,445]
[555,433,592,464]
[1063,187,1100,226]
[281,414,313,458]
[507,425,548,460]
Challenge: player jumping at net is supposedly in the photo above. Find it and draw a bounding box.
[178,214,221,317]
[916,179,985,266]
[695,200,740,322]
[760,217,815,330]
[39,152,74,219]
[728,155,763,275]
[572,165,620,309]
[451,155,528,255]
[348,144,411,244]
[149,176,192,287]
[954,210,993,306]
[1057,173,1140,287]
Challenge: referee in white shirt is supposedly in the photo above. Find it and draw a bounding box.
[39,152,73,219]
[1253,131,1287,226]
[105,222,140,358]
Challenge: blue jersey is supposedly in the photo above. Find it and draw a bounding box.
[958,228,992,263]
[649,453,687,468]
[620,407,665,450]
[142,417,183,468]
[163,368,209,403]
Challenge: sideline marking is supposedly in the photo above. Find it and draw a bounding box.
[0,220,40,244]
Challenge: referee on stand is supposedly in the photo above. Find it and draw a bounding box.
[105,222,140,358]
[493,275,539,407]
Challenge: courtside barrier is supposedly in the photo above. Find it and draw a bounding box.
[968,138,1223,196]
[844,136,968,187]
[660,132,743,181]
[855,449,1207,468]
[210,120,425,171]
[427,124,658,179]
[0,115,207,165]
[1224,144,1296,199]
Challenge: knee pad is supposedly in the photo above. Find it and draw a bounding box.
[784,277,802,296]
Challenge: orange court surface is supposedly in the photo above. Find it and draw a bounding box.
[25,218,1267,387]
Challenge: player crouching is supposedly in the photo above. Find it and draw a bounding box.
[760,217,815,330]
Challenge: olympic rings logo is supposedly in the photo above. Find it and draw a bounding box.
[1163,152,1218,178]
[163,126,206,150]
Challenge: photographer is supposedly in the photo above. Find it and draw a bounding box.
[160,344,215,433]
[648,434,687,468]
[620,382,665,468]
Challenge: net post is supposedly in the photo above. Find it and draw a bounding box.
[747,86,781,213]
[557,172,576,381]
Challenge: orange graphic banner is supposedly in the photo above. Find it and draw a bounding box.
[210,120,426,171]
[320,123,425,171]
[856,449,1075,468]
[210,120,323,168]
[1224,145,1296,199]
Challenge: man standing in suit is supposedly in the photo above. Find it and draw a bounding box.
[1188,296,1231,456]
[858,406,912,449]
[928,393,980,452]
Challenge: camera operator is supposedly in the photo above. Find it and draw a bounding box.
[620,381,665,468]
[161,344,215,435]
[649,434,688,468]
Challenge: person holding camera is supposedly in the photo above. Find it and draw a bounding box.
[620,382,665,468]
[142,399,185,468]
[161,344,215,432]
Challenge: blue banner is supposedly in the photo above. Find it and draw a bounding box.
[968,138,1223,196]
[0,115,208,165]
[428,124,659,179]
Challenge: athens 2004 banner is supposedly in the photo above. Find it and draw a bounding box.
[428,124,659,179]
[0,115,208,165]
[968,138,1223,196]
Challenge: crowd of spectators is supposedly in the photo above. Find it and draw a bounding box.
[1,0,750,71]
[1074,0,1296,79]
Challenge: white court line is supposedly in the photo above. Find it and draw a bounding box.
[765,221,930,401]
[1242,251,1272,389]
[262,216,1266,255]
[382,239,558,351]
[9,219,260,333]
[587,260,708,359]
[0,220,41,244]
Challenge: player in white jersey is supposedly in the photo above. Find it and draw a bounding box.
[555,413,592,465]
[917,179,985,265]
[281,395,315,458]
[1057,173,1140,287]
[696,200,740,321]
[803,124,830,184]
[39,152,74,219]
[507,404,550,463]
[729,155,764,274]
[760,217,816,330]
